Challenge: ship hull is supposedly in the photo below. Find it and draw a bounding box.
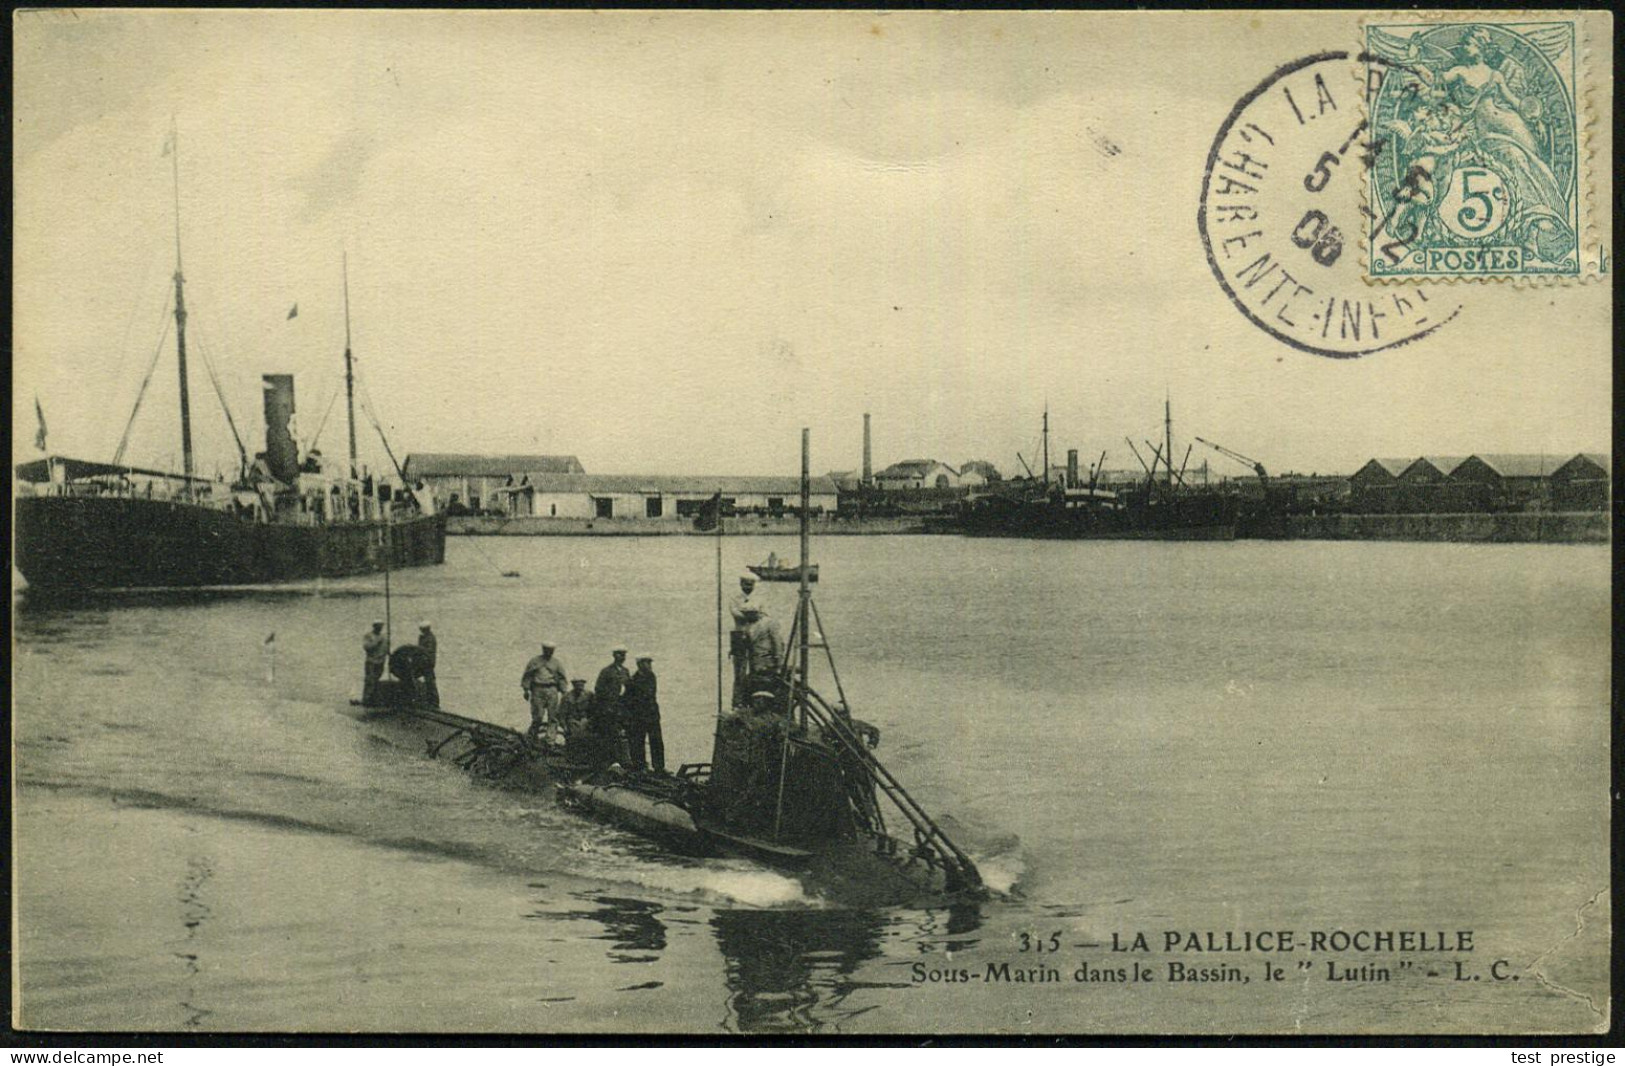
[14,495,446,590]
[958,494,1240,541]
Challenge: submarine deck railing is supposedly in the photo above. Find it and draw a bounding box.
[786,676,984,895]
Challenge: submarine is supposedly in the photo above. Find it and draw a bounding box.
[348,430,985,901]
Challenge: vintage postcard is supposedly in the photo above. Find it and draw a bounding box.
[10,10,1612,1037]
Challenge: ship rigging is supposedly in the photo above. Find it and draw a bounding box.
[14,122,446,590]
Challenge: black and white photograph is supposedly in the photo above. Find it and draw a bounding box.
[9,9,1612,1037]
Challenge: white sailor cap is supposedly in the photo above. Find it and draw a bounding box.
[372,619,385,626]
[542,638,557,647]
[739,572,757,583]
[635,653,653,662]
[418,620,432,630]
[612,644,628,653]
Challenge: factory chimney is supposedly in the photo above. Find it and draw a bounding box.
[862,413,873,487]
[262,374,299,484]
[1067,449,1080,489]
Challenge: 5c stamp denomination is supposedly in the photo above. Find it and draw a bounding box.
[1364,20,1588,281]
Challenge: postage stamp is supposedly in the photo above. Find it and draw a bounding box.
[1362,18,1593,281]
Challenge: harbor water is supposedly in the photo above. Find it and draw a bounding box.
[12,536,1610,1033]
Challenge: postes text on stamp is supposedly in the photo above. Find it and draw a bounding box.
[1364,20,1587,281]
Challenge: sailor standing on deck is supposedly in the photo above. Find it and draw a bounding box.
[727,574,758,706]
[623,655,664,773]
[361,620,387,705]
[728,573,758,630]
[594,646,633,766]
[742,605,784,692]
[521,641,568,747]
[417,622,439,707]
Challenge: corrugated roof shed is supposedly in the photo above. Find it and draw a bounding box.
[1352,457,1412,479]
[404,453,586,477]
[1420,455,1469,476]
[1468,454,1566,478]
[1559,452,1611,475]
[518,473,838,495]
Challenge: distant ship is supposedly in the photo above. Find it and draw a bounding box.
[13,127,444,592]
[957,402,1242,541]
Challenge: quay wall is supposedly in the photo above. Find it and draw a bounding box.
[1280,512,1607,544]
[451,512,1608,543]
[447,515,938,537]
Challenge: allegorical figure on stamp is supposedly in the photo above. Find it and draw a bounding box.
[1369,22,1577,274]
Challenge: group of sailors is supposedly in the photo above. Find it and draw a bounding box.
[358,571,794,775]
[520,643,663,772]
[363,619,440,706]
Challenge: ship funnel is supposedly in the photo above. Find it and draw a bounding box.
[1067,449,1079,489]
[262,374,299,484]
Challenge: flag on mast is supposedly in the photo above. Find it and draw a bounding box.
[693,492,723,532]
[286,304,298,320]
[33,396,47,452]
[161,130,174,157]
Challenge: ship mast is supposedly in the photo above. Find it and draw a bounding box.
[1041,406,1050,490]
[343,252,358,481]
[797,427,811,729]
[1164,394,1174,491]
[169,119,196,498]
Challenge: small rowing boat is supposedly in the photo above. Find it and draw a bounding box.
[747,561,818,582]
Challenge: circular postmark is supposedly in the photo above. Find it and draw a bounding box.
[1198,52,1461,359]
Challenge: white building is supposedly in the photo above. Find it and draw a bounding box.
[874,459,963,490]
[495,474,839,520]
[402,453,586,513]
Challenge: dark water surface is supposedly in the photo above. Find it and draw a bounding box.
[12,536,1610,1033]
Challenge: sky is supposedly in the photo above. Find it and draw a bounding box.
[12,10,1612,480]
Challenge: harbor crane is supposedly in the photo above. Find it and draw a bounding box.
[1195,437,1268,485]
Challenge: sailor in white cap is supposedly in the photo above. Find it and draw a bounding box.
[727,574,760,701]
[520,639,568,747]
[728,574,759,631]
[361,619,388,705]
[416,621,439,707]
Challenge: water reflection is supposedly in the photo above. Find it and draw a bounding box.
[711,908,888,1034]
[176,853,214,1029]
[530,894,669,964]
[891,900,985,961]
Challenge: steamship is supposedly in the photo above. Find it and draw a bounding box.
[957,403,1241,541]
[14,374,446,591]
[13,130,444,592]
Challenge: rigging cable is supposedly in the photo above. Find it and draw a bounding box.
[307,388,342,452]
[351,355,408,483]
[112,289,174,468]
[108,242,168,388]
[188,318,251,474]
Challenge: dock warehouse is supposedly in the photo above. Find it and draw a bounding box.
[492,474,840,520]
[402,454,586,514]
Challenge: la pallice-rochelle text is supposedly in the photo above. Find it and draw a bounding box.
[1111,930,1475,953]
